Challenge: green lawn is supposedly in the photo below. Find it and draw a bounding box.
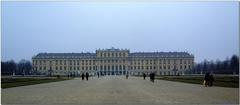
[155,76,239,88]
[1,77,72,89]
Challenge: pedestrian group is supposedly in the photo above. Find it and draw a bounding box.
[81,72,89,80]
[203,72,214,87]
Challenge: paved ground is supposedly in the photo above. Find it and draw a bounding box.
[1,76,239,105]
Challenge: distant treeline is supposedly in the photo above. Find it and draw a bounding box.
[191,55,239,74]
[1,59,32,76]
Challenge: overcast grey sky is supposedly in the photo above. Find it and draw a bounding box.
[1,1,239,63]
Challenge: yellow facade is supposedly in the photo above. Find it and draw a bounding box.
[32,48,194,76]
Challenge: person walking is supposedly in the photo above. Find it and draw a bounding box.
[152,72,155,83]
[86,72,89,81]
[143,73,146,80]
[150,72,153,82]
[81,73,85,80]
[97,72,99,78]
[209,73,214,87]
[126,73,129,79]
[204,72,210,87]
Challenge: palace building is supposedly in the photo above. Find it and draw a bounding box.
[32,48,194,76]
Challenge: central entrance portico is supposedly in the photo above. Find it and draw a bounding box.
[96,47,129,76]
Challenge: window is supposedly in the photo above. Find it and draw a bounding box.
[89,60,92,65]
[56,67,58,70]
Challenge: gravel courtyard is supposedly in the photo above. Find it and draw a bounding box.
[1,76,239,105]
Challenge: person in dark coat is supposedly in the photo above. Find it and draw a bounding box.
[209,73,214,87]
[97,72,99,78]
[81,73,85,80]
[86,72,89,81]
[204,72,210,87]
[126,73,129,79]
[152,72,155,82]
[149,72,153,82]
[143,73,146,80]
